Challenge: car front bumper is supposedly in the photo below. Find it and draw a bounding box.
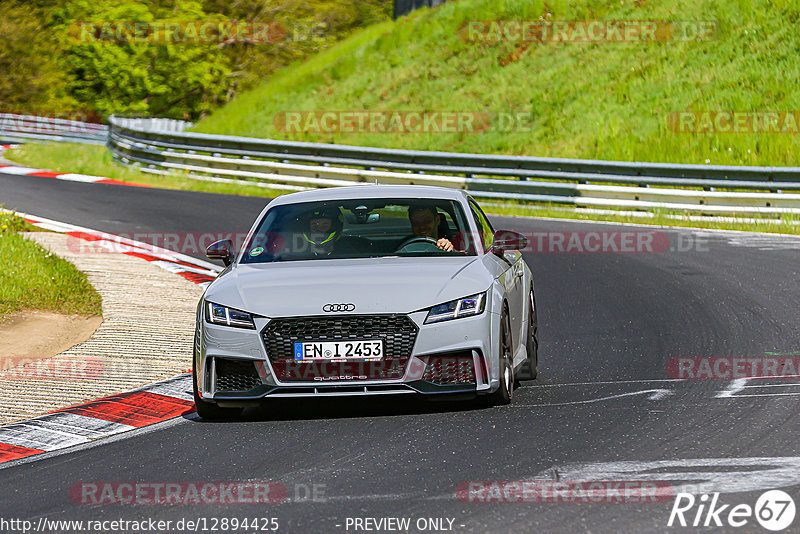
[195,309,501,404]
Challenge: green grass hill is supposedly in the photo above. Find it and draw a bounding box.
[191,0,800,167]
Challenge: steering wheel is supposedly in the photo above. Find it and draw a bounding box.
[394,236,440,253]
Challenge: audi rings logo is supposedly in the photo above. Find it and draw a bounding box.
[322,303,356,313]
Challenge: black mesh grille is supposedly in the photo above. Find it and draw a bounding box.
[215,358,262,392]
[421,353,476,384]
[262,315,418,381]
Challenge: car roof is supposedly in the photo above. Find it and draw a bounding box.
[267,184,468,207]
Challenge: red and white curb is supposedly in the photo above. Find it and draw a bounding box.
[20,212,221,287]
[0,164,146,187]
[0,375,194,463]
[0,213,223,465]
[0,144,148,187]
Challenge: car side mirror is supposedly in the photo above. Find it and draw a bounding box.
[206,239,234,266]
[492,230,528,256]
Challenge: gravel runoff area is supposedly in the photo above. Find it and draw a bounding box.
[0,232,204,424]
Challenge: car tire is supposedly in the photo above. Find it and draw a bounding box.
[193,358,243,421]
[516,288,539,382]
[486,308,514,406]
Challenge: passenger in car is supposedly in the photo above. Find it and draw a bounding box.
[300,207,373,257]
[302,207,342,251]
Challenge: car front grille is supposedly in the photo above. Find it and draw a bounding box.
[215,358,262,392]
[262,315,418,381]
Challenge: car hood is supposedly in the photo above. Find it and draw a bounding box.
[205,256,492,317]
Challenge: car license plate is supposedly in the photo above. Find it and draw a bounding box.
[294,340,383,361]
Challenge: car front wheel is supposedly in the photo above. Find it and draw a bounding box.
[516,288,539,382]
[486,308,514,406]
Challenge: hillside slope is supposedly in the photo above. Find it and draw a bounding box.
[192,0,800,166]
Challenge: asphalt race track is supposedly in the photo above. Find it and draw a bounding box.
[2,171,800,533]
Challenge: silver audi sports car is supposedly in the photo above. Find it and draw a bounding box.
[193,185,538,419]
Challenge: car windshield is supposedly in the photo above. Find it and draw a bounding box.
[240,198,478,263]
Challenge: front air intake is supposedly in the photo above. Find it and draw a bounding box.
[421,352,477,384]
[215,358,262,392]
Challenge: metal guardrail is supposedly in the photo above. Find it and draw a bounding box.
[107,116,800,215]
[0,113,107,145]
[3,113,800,214]
[394,0,449,19]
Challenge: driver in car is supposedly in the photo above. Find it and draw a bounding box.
[407,204,456,252]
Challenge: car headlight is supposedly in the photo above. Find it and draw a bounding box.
[424,292,486,324]
[205,302,255,329]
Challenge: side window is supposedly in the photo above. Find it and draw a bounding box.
[469,200,494,251]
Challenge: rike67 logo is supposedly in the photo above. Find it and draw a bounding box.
[668,490,796,531]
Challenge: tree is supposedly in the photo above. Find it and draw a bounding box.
[52,0,232,119]
[0,2,72,113]
[0,0,391,119]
